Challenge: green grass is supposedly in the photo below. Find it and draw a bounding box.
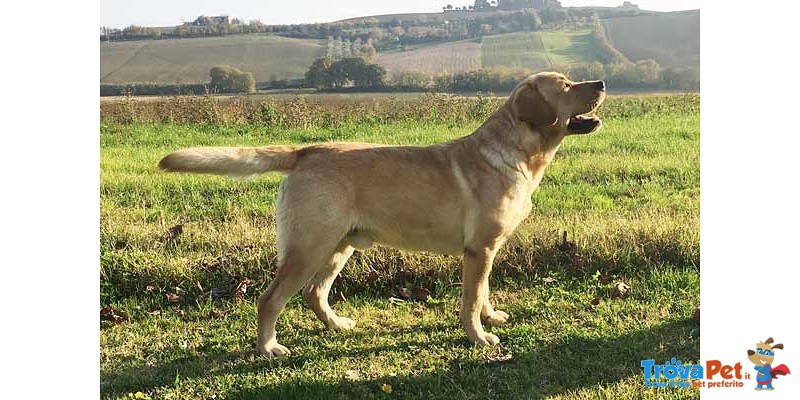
[603,10,699,69]
[100,34,326,84]
[100,94,699,399]
[481,30,601,70]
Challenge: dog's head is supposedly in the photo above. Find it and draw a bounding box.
[748,337,783,366]
[510,72,606,135]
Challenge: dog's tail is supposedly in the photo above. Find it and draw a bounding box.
[158,146,302,177]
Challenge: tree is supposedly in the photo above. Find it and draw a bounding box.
[568,62,605,81]
[359,42,377,62]
[358,64,387,88]
[305,57,334,88]
[304,57,386,89]
[209,65,255,93]
[391,71,430,89]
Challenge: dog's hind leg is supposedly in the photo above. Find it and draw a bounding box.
[303,242,356,330]
[256,183,351,356]
[257,235,347,356]
[256,248,324,357]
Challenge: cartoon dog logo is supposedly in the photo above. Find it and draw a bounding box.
[747,337,791,390]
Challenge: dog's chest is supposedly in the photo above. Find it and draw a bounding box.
[498,183,534,231]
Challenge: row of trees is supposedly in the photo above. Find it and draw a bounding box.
[102,5,649,43]
[388,62,698,92]
[588,16,629,64]
[101,60,696,96]
[326,37,378,62]
[305,58,387,89]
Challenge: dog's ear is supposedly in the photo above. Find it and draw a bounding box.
[765,337,775,344]
[512,81,557,127]
[772,343,784,350]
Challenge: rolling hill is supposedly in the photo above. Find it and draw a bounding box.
[481,30,600,70]
[100,35,325,84]
[99,10,699,86]
[604,10,699,69]
[376,40,482,76]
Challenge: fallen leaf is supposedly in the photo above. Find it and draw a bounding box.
[208,309,232,319]
[367,270,379,283]
[100,306,128,323]
[412,287,431,302]
[598,273,613,284]
[166,224,183,240]
[485,352,514,363]
[343,370,360,381]
[148,310,162,316]
[132,392,151,400]
[590,298,601,310]
[380,383,393,394]
[145,285,156,292]
[610,282,631,299]
[542,277,556,284]
[166,293,181,303]
[399,287,412,299]
[693,307,700,321]
[231,278,252,302]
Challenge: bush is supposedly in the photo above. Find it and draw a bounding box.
[391,71,431,90]
[209,65,256,94]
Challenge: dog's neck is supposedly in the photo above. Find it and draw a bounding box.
[467,104,564,185]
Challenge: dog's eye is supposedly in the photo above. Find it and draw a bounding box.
[564,84,571,90]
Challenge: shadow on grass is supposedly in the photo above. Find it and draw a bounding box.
[101,318,698,399]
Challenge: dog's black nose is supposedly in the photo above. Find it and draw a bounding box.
[747,350,755,356]
[596,81,606,91]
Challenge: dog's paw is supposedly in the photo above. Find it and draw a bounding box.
[470,332,500,347]
[482,310,510,326]
[258,340,291,357]
[328,316,356,330]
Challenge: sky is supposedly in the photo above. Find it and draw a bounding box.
[100,0,700,28]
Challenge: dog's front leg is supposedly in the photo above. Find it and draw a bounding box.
[460,246,500,346]
[481,292,510,327]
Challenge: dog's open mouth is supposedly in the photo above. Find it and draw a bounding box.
[567,113,601,134]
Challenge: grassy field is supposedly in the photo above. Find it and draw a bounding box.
[377,40,482,76]
[603,10,700,69]
[100,35,325,84]
[100,94,699,399]
[481,30,600,70]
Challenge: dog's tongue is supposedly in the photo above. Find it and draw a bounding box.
[570,115,591,123]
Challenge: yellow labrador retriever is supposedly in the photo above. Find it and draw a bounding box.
[159,72,606,356]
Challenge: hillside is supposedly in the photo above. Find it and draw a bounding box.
[100,35,325,84]
[481,30,599,70]
[377,40,482,76]
[604,10,699,69]
[337,10,500,24]
[99,9,700,88]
